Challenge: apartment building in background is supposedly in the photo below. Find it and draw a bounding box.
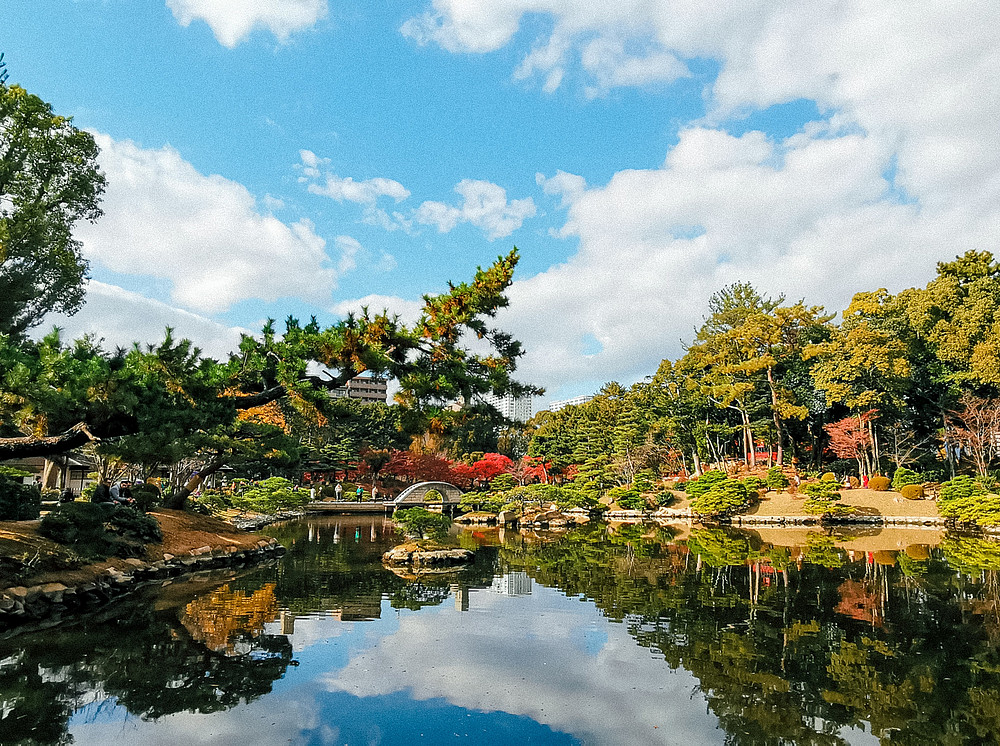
[546,394,594,412]
[479,391,533,422]
[330,374,388,404]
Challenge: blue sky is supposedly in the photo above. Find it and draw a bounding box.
[3,1,999,405]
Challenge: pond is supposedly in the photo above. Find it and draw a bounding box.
[5,516,1000,744]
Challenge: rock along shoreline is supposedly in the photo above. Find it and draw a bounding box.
[0,510,287,632]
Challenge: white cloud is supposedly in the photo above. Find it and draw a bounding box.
[39,280,249,360]
[536,170,586,208]
[297,150,410,205]
[331,295,424,326]
[334,235,362,274]
[166,0,327,48]
[322,587,720,744]
[77,134,338,314]
[414,179,536,240]
[508,125,987,394]
[405,1,1000,397]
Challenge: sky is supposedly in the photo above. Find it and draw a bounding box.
[3,1,1000,407]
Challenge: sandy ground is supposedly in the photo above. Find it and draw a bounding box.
[660,488,946,553]
[668,488,941,518]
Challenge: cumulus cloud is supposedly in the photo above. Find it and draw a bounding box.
[536,170,586,208]
[166,0,327,48]
[330,294,424,326]
[40,281,249,359]
[322,587,720,744]
[76,134,338,314]
[404,1,1000,398]
[414,179,535,240]
[507,125,988,395]
[299,150,411,204]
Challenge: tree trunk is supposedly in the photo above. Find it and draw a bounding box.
[165,460,226,510]
[742,408,756,468]
[766,366,785,466]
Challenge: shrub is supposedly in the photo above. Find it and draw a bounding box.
[803,480,842,501]
[607,486,645,510]
[741,476,766,493]
[940,475,986,503]
[39,503,161,559]
[393,507,451,540]
[690,479,751,518]
[900,484,925,500]
[231,477,308,514]
[939,492,1000,527]
[765,466,788,491]
[131,483,161,512]
[633,470,655,494]
[686,470,728,499]
[459,491,506,513]
[423,489,443,503]
[490,474,517,491]
[321,484,338,498]
[869,476,891,491]
[892,467,922,492]
[802,480,853,516]
[821,472,837,482]
[0,471,41,521]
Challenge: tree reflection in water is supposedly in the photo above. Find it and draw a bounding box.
[498,523,1000,744]
[8,517,1000,744]
[0,582,292,746]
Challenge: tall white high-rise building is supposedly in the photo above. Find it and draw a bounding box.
[479,392,532,422]
[547,394,594,412]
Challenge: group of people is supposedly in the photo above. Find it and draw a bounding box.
[91,479,136,506]
[312,481,379,502]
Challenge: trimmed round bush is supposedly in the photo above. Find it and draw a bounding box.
[690,479,752,518]
[869,476,891,491]
[900,484,924,500]
[821,472,837,482]
[39,503,161,559]
[608,486,645,510]
[423,489,443,503]
[131,483,161,512]
[686,470,728,499]
[765,466,789,491]
[892,467,922,492]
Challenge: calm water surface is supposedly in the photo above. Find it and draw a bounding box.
[5,517,1000,745]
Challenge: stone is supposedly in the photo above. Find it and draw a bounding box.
[40,583,67,603]
[6,586,28,601]
[124,558,145,567]
[497,510,519,525]
[162,553,175,561]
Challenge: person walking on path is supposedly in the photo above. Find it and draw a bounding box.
[356,485,363,502]
[371,485,379,502]
[335,482,343,501]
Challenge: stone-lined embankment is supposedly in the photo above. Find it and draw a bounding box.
[0,537,285,628]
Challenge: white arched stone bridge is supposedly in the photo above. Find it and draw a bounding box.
[392,481,464,506]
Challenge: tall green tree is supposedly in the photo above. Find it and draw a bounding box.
[683,283,831,465]
[0,82,106,337]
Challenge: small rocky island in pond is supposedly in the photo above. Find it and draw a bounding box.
[382,540,474,567]
[383,508,474,569]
